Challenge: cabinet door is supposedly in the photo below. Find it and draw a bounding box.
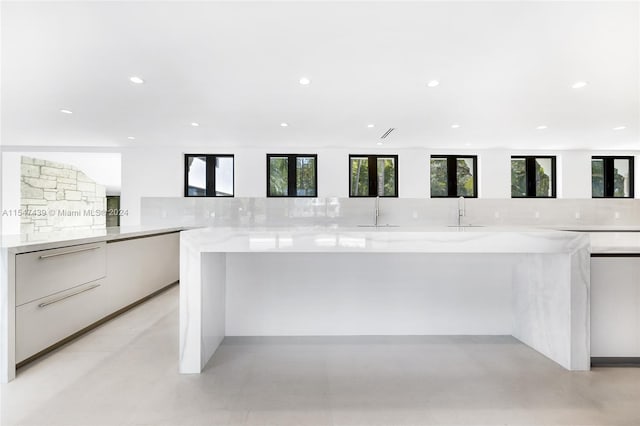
[16,242,106,306]
[591,257,640,357]
[103,233,179,314]
[16,279,108,363]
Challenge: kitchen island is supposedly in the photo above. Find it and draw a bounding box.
[0,226,183,382]
[179,227,591,373]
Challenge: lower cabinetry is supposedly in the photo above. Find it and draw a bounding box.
[591,256,640,358]
[15,232,179,366]
[16,279,108,363]
[103,233,180,315]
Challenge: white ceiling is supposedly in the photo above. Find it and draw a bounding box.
[1,1,638,150]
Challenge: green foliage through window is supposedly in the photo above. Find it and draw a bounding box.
[349,155,397,197]
[296,157,316,196]
[377,158,396,196]
[511,156,555,198]
[430,156,476,197]
[269,157,289,196]
[351,158,369,196]
[267,154,317,197]
[592,157,634,198]
[534,158,552,197]
[430,158,448,197]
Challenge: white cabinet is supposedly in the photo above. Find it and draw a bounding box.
[15,242,106,306]
[103,232,179,314]
[14,232,179,366]
[591,256,640,357]
[15,279,107,363]
[15,242,108,363]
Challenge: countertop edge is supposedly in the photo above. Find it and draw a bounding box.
[2,227,184,254]
[3,226,639,255]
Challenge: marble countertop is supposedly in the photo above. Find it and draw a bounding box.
[587,232,640,254]
[2,224,638,255]
[550,225,640,232]
[180,226,591,255]
[538,226,640,254]
[1,226,184,254]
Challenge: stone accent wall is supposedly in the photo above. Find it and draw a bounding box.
[21,156,106,234]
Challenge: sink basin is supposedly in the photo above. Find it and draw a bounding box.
[447,225,485,228]
[357,224,400,228]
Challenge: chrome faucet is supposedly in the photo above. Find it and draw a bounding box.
[457,196,465,226]
[375,196,380,227]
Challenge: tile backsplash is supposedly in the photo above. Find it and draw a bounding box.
[140,197,640,228]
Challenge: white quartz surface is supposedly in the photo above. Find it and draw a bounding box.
[180,226,591,255]
[587,232,640,254]
[2,224,638,254]
[0,226,184,253]
[544,225,640,255]
[554,225,640,232]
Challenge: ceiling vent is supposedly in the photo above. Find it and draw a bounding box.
[380,128,395,139]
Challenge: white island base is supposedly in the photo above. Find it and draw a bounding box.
[179,228,590,372]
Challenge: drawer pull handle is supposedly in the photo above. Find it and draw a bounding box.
[39,246,100,259]
[38,283,101,308]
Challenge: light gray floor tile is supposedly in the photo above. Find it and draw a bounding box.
[3,286,640,426]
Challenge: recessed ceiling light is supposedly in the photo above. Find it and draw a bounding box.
[129,76,144,84]
[571,81,588,89]
[451,124,461,129]
[367,124,375,128]
[280,122,289,127]
[299,77,311,85]
[59,109,73,114]
[427,80,440,88]
[191,122,200,127]
[536,125,548,130]
[127,136,135,140]
[613,126,626,131]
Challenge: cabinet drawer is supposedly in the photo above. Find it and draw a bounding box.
[16,242,106,306]
[16,278,108,363]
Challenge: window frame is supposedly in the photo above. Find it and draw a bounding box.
[266,153,318,198]
[184,154,235,197]
[429,155,478,198]
[510,155,557,198]
[348,154,399,198]
[592,156,635,198]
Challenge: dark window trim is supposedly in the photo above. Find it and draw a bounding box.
[348,154,399,197]
[592,156,635,198]
[511,156,557,198]
[184,154,235,197]
[430,155,478,198]
[266,154,318,198]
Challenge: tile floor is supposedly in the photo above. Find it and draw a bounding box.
[2,285,640,426]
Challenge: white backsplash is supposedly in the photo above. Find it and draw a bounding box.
[140,197,640,228]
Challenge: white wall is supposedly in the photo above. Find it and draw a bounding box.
[2,146,639,228]
[1,153,21,234]
[120,147,640,225]
[477,151,507,198]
